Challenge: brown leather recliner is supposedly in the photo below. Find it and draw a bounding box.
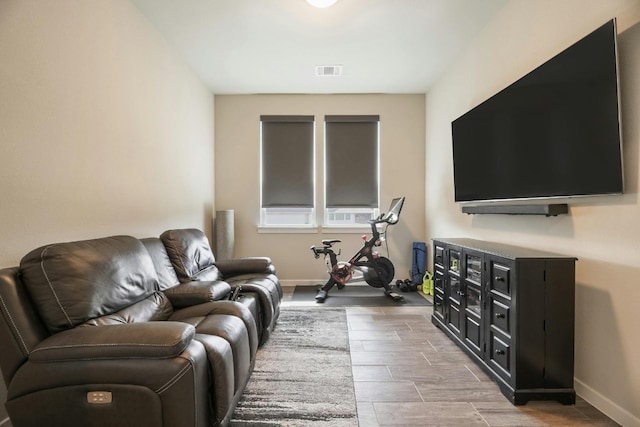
[0,235,256,427]
[140,237,259,357]
[158,229,282,345]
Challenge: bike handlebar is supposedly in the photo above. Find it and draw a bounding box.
[369,212,398,225]
[310,246,320,258]
[310,245,340,260]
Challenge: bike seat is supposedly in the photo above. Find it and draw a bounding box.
[322,239,341,246]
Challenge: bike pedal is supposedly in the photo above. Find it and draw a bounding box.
[385,290,405,302]
[315,290,328,303]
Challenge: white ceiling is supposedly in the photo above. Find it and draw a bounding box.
[131,0,507,94]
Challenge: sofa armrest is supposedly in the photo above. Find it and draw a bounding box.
[215,257,275,277]
[163,280,231,308]
[29,322,195,362]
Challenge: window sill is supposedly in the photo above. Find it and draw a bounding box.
[322,226,375,234]
[256,225,375,234]
[258,226,319,234]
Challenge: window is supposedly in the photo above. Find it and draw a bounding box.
[259,114,379,229]
[324,115,380,226]
[260,115,315,226]
[327,208,378,225]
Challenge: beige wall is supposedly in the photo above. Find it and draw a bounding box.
[0,0,215,269]
[215,94,425,283]
[425,1,640,425]
[0,2,214,420]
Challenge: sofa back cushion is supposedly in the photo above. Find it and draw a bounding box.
[140,237,181,291]
[160,229,220,282]
[20,236,160,333]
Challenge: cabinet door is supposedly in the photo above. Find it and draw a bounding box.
[446,248,463,336]
[433,269,446,322]
[432,243,447,323]
[434,243,445,270]
[462,251,483,355]
[485,256,515,383]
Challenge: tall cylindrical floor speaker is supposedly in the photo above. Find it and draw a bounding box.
[214,210,235,260]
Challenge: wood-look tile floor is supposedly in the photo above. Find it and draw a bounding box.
[282,287,620,427]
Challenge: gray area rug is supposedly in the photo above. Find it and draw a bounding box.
[230,308,357,426]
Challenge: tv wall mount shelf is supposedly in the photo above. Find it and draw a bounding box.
[461,203,568,216]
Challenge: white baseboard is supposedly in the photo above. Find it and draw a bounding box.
[280,280,321,287]
[575,378,640,427]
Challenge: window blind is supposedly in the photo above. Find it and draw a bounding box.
[325,115,379,208]
[260,115,314,208]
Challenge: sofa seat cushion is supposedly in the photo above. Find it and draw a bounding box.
[81,292,173,326]
[20,236,160,333]
[172,312,251,395]
[171,301,257,358]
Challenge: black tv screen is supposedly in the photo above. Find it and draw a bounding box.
[452,19,623,203]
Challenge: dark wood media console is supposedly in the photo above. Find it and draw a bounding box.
[431,238,576,405]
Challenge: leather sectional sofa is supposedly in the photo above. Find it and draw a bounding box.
[0,228,282,427]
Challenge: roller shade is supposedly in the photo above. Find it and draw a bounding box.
[325,115,379,208]
[261,115,314,207]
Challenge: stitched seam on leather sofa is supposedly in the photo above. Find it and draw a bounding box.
[156,360,193,394]
[39,246,73,328]
[156,359,198,425]
[0,292,30,355]
[31,340,186,354]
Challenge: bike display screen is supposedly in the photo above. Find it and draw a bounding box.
[384,197,405,224]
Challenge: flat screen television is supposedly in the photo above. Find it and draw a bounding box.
[451,19,623,204]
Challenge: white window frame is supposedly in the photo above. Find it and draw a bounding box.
[323,117,380,228]
[258,115,381,232]
[260,206,316,228]
[259,116,316,229]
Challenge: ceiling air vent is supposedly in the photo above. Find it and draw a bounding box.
[315,65,342,77]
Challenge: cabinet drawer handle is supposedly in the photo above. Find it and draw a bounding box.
[495,276,505,282]
[495,349,506,355]
[495,313,505,319]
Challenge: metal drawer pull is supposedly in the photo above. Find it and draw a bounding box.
[495,313,505,319]
[495,276,505,282]
[495,349,506,355]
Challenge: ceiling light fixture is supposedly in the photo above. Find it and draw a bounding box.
[306,0,338,8]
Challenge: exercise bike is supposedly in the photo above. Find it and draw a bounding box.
[310,197,405,303]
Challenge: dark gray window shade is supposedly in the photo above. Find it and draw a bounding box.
[261,115,314,208]
[325,115,379,208]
